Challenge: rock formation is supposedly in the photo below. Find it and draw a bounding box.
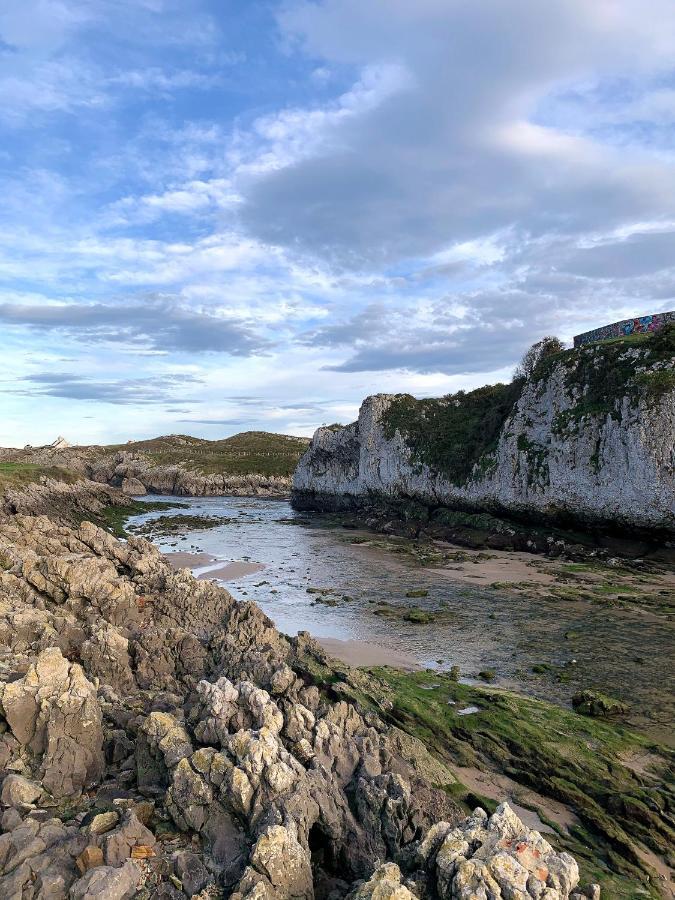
[0,479,593,898]
[0,432,309,499]
[293,338,675,535]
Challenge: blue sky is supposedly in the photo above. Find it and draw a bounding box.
[2,0,675,446]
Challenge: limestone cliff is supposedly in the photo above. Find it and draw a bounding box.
[293,334,675,534]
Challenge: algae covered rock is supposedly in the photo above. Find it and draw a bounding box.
[572,689,629,718]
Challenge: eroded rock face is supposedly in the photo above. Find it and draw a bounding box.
[2,647,104,798]
[292,344,675,531]
[0,487,589,899]
[416,804,579,899]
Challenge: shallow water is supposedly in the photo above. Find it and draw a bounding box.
[128,495,674,742]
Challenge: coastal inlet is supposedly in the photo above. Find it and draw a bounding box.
[127,495,674,744]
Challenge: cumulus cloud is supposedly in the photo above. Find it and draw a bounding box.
[236,0,675,267]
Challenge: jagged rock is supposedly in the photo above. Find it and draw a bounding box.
[69,859,140,899]
[100,810,155,866]
[76,845,104,873]
[173,849,210,895]
[0,482,590,900]
[0,815,87,897]
[1,648,104,798]
[347,862,415,900]
[233,823,313,900]
[419,803,580,900]
[81,623,135,694]
[87,811,119,835]
[136,711,193,792]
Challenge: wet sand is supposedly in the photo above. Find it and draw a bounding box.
[429,544,557,587]
[135,497,674,745]
[318,637,420,670]
[197,561,265,581]
[163,551,219,570]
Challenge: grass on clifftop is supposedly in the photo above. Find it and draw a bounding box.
[0,462,82,490]
[365,668,673,900]
[106,430,310,478]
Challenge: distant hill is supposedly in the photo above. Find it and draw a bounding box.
[0,430,312,497]
[104,431,311,478]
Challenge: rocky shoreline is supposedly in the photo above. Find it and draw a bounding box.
[0,477,611,900]
[0,437,298,500]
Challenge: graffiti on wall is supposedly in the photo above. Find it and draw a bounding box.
[574,311,675,348]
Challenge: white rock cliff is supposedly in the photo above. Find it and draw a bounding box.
[293,344,675,531]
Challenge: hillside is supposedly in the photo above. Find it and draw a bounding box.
[292,328,675,542]
[0,431,310,497]
[105,431,311,478]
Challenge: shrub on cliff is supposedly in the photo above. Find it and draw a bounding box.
[514,336,566,380]
[382,380,524,485]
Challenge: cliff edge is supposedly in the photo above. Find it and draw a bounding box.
[293,330,675,535]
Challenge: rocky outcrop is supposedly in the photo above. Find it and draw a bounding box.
[293,341,675,534]
[0,489,590,898]
[2,647,104,798]
[101,453,292,498]
[0,477,122,523]
[0,447,293,498]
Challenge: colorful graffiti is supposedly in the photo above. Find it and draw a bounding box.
[574,311,675,348]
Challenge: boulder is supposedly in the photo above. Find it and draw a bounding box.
[347,862,415,900]
[0,775,41,809]
[572,690,628,718]
[69,860,140,899]
[420,803,580,900]
[120,477,146,497]
[100,810,156,866]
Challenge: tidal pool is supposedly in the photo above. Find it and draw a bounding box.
[128,495,674,742]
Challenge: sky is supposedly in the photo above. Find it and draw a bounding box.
[2,0,675,446]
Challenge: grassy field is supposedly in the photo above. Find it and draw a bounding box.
[0,462,82,490]
[106,430,310,477]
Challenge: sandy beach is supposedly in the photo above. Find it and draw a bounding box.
[318,636,420,670]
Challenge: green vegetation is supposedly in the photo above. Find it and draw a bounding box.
[95,500,186,538]
[0,462,81,490]
[128,513,228,537]
[636,369,675,398]
[382,381,524,485]
[365,668,674,899]
[539,328,675,435]
[106,431,309,477]
[372,602,442,624]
